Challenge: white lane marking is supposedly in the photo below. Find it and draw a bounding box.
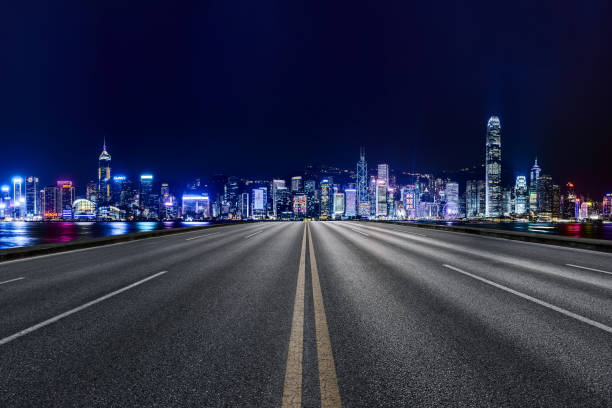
[185,232,220,241]
[245,230,264,239]
[0,277,25,286]
[0,271,168,346]
[566,264,612,276]
[350,228,369,237]
[443,264,612,334]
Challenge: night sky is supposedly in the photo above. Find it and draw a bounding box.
[1,1,611,196]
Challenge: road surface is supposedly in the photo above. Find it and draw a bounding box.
[0,221,610,407]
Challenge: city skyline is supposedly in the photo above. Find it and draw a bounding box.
[1,3,611,197]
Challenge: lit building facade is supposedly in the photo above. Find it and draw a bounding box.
[57,180,75,219]
[293,194,307,217]
[182,193,210,219]
[98,141,112,205]
[251,187,267,219]
[444,182,459,219]
[514,176,528,215]
[375,179,387,217]
[319,179,331,220]
[377,164,389,187]
[344,188,357,217]
[485,116,502,217]
[291,176,303,192]
[356,148,369,217]
[529,158,541,214]
[333,192,345,219]
[25,176,40,217]
[139,174,154,218]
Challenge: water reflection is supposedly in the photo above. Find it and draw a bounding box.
[0,221,211,249]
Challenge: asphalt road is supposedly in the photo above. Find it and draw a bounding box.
[0,221,610,407]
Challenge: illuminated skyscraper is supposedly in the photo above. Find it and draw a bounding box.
[444,182,459,219]
[293,194,307,217]
[603,194,611,218]
[251,187,267,219]
[514,176,528,215]
[485,116,502,217]
[465,180,479,218]
[42,186,59,218]
[271,179,286,218]
[333,192,345,219]
[57,180,75,219]
[319,179,331,219]
[304,180,317,217]
[377,164,389,187]
[356,148,369,217]
[98,140,112,205]
[240,192,250,219]
[344,188,357,217]
[291,176,303,192]
[25,176,40,217]
[536,174,553,219]
[0,185,9,218]
[139,174,154,218]
[375,179,387,217]
[529,158,541,213]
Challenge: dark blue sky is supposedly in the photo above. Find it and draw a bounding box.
[1,1,611,196]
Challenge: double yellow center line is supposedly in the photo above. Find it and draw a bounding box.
[282,222,342,407]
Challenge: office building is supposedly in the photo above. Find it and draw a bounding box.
[344,188,357,217]
[139,174,154,218]
[240,192,249,219]
[333,192,345,219]
[98,140,112,205]
[251,187,267,219]
[529,158,541,214]
[181,193,210,219]
[25,176,40,217]
[271,179,286,217]
[485,116,502,217]
[514,176,528,215]
[319,179,331,219]
[291,176,303,192]
[377,164,389,187]
[536,174,553,219]
[356,148,369,217]
[293,194,307,217]
[376,179,387,217]
[445,182,459,219]
[57,180,75,219]
[42,186,59,217]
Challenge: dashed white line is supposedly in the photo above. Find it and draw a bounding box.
[442,264,612,334]
[0,277,25,286]
[245,230,264,238]
[566,264,612,276]
[351,228,369,237]
[185,232,220,241]
[392,228,427,237]
[0,271,168,346]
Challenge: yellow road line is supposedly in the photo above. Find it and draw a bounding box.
[281,222,308,407]
[308,223,342,407]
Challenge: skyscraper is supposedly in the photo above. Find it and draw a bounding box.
[444,182,459,219]
[529,158,541,214]
[271,179,286,218]
[98,140,112,205]
[42,186,59,218]
[291,176,303,192]
[25,176,40,217]
[375,179,387,218]
[57,180,75,219]
[333,192,345,219]
[514,176,528,215]
[466,180,479,218]
[536,174,553,219]
[139,174,154,218]
[356,147,369,217]
[344,188,357,217]
[377,164,389,187]
[319,179,331,220]
[485,116,502,217]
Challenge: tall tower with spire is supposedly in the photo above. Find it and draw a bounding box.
[529,158,541,214]
[485,116,502,217]
[98,139,112,205]
[356,147,369,217]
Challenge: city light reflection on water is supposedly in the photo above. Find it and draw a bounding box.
[0,221,211,249]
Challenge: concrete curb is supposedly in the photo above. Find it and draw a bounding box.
[0,222,254,263]
[365,221,612,253]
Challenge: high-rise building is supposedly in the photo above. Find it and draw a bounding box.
[514,176,528,215]
[529,158,541,214]
[319,179,331,220]
[333,192,345,219]
[502,187,513,216]
[403,184,419,219]
[561,182,577,219]
[240,192,249,219]
[356,147,369,217]
[275,186,292,219]
[552,184,561,219]
[485,116,502,217]
[271,179,286,218]
[375,179,387,217]
[139,174,154,218]
[304,180,317,218]
[0,185,10,218]
[251,187,267,219]
[98,140,112,205]
[344,188,357,217]
[42,186,59,217]
[293,194,307,217]
[25,176,40,217]
[477,180,486,217]
[444,182,459,219]
[57,180,75,219]
[465,180,479,218]
[377,164,389,187]
[536,174,553,219]
[291,176,303,192]
[12,177,24,218]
